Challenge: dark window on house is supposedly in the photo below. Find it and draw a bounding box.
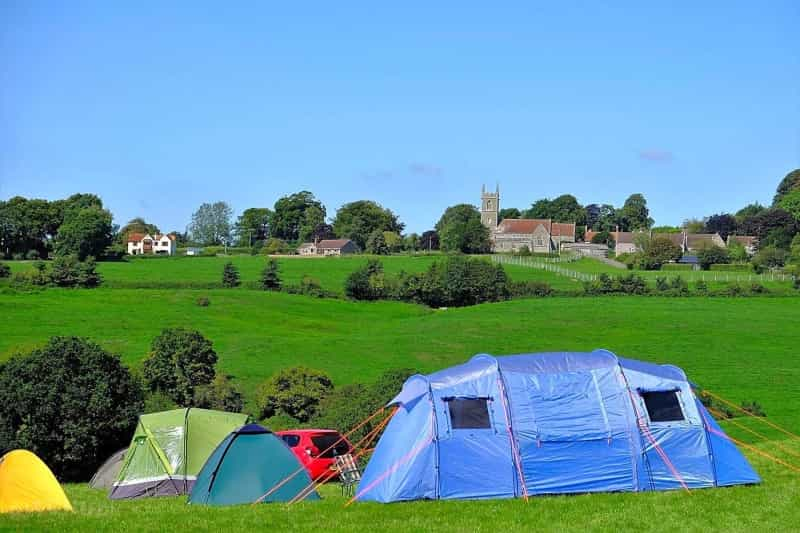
[641,391,685,422]
[281,434,300,447]
[447,398,491,429]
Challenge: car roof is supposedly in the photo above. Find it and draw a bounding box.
[275,429,342,435]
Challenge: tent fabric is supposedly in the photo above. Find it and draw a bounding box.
[89,448,127,490]
[358,350,760,503]
[0,450,73,513]
[189,424,319,506]
[110,408,249,499]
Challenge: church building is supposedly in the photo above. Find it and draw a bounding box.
[481,185,576,253]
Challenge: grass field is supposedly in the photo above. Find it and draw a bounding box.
[1,257,799,531]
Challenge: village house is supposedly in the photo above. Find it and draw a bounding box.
[584,229,643,255]
[480,186,576,253]
[127,233,177,255]
[727,235,757,255]
[297,238,359,256]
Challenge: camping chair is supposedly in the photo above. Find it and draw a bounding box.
[333,454,361,497]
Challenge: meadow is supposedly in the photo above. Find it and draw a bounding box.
[1,256,799,531]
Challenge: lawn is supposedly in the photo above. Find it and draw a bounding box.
[1,263,799,531]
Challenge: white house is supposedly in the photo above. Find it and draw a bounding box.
[127,233,177,255]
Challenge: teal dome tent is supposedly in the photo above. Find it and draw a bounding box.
[189,424,319,505]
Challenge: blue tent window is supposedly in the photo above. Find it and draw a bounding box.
[641,391,684,422]
[446,398,491,429]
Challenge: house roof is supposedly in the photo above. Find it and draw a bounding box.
[551,222,576,238]
[317,239,353,249]
[729,235,756,246]
[496,219,550,234]
[653,233,684,247]
[686,233,722,249]
[127,233,145,242]
[613,231,636,244]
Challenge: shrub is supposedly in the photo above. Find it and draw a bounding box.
[196,296,210,307]
[344,259,385,301]
[0,262,11,278]
[517,245,532,257]
[11,252,24,261]
[25,249,40,260]
[221,261,241,288]
[284,275,332,298]
[193,374,244,413]
[583,273,648,295]
[256,367,334,422]
[723,283,744,297]
[142,328,218,405]
[0,337,143,481]
[695,280,709,294]
[749,282,768,294]
[655,276,669,291]
[261,238,290,255]
[670,276,689,295]
[143,390,178,414]
[740,401,766,417]
[365,230,390,255]
[642,237,683,270]
[697,245,731,270]
[709,263,753,272]
[260,259,282,290]
[50,254,82,287]
[752,246,788,273]
[794,276,800,290]
[414,256,509,307]
[77,256,102,288]
[508,280,554,297]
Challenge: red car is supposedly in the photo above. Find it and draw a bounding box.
[276,429,353,480]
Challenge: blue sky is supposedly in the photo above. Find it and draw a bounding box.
[2,1,798,234]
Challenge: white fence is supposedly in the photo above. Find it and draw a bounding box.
[492,254,796,284]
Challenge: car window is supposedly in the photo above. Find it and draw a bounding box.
[310,433,350,458]
[281,434,300,447]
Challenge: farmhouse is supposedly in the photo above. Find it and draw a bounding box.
[584,229,643,255]
[127,233,176,255]
[480,186,576,253]
[727,235,757,255]
[297,239,359,256]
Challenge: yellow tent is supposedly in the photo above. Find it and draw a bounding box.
[0,450,73,513]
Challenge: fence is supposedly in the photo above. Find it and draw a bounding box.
[492,254,796,284]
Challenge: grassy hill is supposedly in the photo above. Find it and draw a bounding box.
[1,256,799,531]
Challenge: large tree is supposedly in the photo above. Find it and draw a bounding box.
[435,204,491,254]
[523,195,586,224]
[117,217,160,242]
[234,207,272,246]
[704,213,738,240]
[773,168,800,206]
[777,189,800,221]
[619,194,653,231]
[270,191,326,242]
[420,230,440,251]
[735,202,766,222]
[0,197,63,258]
[54,206,113,259]
[498,207,521,222]
[739,208,798,249]
[189,201,233,245]
[332,200,404,249]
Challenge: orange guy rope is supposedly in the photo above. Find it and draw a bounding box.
[703,390,800,441]
[705,406,800,461]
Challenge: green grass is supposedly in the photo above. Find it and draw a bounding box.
[1,258,800,531]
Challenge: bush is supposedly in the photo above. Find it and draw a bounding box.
[583,273,648,295]
[413,256,509,307]
[723,283,744,297]
[695,280,709,294]
[642,237,683,270]
[508,280,554,297]
[260,259,281,290]
[193,374,244,413]
[256,367,334,422]
[312,368,418,444]
[261,238,290,255]
[0,337,143,481]
[25,249,40,260]
[752,246,788,273]
[0,262,10,278]
[12,252,24,261]
[516,245,532,257]
[794,276,800,290]
[49,254,101,288]
[740,401,766,417]
[670,276,689,295]
[143,390,178,414]
[142,328,218,406]
[655,276,669,291]
[344,259,385,301]
[284,275,332,298]
[697,245,731,270]
[77,256,102,288]
[749,283,768,294]
[196,296,210,307]
[222,261,241,288]
[365,230,390,255]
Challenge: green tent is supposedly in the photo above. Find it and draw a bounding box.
[110,408,249,499]
[189,424,319,506]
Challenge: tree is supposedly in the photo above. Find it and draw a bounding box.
[704,214,738,240]
[383,231,403,253]
[0,337,143,481]
[403,233,420,251]
[588,204,618,231]
[256,367,334,422]
[118,217,160,243]
[420,230,439,251]
[309,222,335,242]
[697,245,730,270]
[332,200,404,249]
[619,194,653,231]
[773,168,800,205]
[777,189,800,221]
[54,206,113,259]
[642,236,683,269]
[365,229,389,255]
[682,218,705,233]
[192,374,244,413]
[727,239,748,262]
[498,208,521,222]
[344,259,385,300]
[590,230,614,246]
[189,202,233,245]
[271,191,326,242]
[549,194,586,225]
[735,202,766,222]
[142,328,218,406]
[435,204,491,254]
[234,208,272,246]
[523,198,553,219]
[222,262,241,288]
[739,208,798,249]
[260,259,281,290]
[752,246,788,273]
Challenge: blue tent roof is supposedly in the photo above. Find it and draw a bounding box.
[359,350,759,503]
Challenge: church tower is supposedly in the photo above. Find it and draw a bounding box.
[480,184,499,229]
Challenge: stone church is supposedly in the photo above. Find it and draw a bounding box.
[481,185,576,253]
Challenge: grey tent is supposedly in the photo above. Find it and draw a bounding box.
[90,448,128,490]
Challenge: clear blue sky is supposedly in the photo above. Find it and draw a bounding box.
[2,1,798,234]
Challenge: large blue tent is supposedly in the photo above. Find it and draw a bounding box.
[357,350,759,502]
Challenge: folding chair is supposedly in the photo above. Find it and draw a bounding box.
[334,453,361,497]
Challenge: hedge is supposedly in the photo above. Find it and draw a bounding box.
[660,263,693,271]
[710,263,753,272]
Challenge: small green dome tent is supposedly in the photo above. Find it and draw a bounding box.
[189,424,319,505]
